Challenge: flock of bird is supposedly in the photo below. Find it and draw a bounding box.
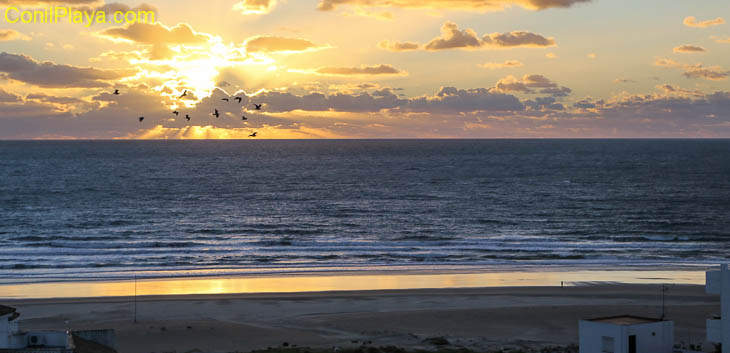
[114,89,261,137]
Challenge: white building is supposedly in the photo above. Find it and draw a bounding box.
[706,264,730,353]
[579,315,674,353]
[0,304,73,352]
[1,305,20,348]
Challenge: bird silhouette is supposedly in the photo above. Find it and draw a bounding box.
[212,109,220,118]
[185,114,191,121]
[179,90,188,98]
[138,117,144,122]
[234,97,242,103]
[241,115,247,120]
[249,132,257,137]
[221,98,229,102]
[113,89,120,95]
[173,110,179,116]
[254,103,262,110]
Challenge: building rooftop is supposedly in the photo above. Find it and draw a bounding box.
[586,315,666,326]
[0,305,16,317]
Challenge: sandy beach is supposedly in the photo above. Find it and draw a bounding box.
[2,283,719,353]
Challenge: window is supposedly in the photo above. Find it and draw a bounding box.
[602,336,615,353]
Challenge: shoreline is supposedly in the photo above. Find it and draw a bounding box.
[0,265,712,300]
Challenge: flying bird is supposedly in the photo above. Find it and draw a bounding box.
[179,90,188,98]
[212,109,220,118]
[185,114,191,121]
[173,110,179,116]
[241,115,247,120]
[249,132,257,137]
[221,98,229,102]
[254,104,262,110]
[234,97,242,103]
[113,89,120,95]
[138,117,144,122]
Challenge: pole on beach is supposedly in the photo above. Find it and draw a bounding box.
[661,283,667,320]
[133,274,137,324]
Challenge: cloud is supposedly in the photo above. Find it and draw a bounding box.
[0,0,99,5]
[613,78,636,84]
[425,22,483,50]
[478,60,524,69]
[74,2,157,22]
[226,85,524,114]
[655,57,729,81]
[0,52,133,88]
[232,0,278,15]
[495,74,572,96]
[683,16,724,28]
[386,22,555,52]
[482,31,555,48]
[0,88,21,102]
[674,45,705,53]
[378,40,420,52]
[403,86,524,113]
[714,37,730,44]
[683,66,730,80]
[545,52,558,59]
[98,22,210,45]
[294,64,406,76]
[316,0,591,12]
[0,29,30,42]
[245,36,329,53]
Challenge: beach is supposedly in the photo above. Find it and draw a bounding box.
[2,280,719,353]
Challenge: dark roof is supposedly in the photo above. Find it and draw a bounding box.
[72,335,118,353]
[585,315,667,326]
[0,305,16,317]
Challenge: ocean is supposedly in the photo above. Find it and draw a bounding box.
[1,139,729,282]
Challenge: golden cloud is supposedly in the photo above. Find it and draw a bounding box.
[233,0,278,15]
[674,45,705,53]
[245,36,329,53]
[478,60,524,69]
[98,22,210,45]
[0,29,31,42]
[316,0,590,12]
[683,16,724,28]
[383,22,555,52]
[292,64,407,77]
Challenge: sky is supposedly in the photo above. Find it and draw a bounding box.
[0,0,729,139]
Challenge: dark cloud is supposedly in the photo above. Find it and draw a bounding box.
[0,88,20,102]
[0,52,133,88]
[495,74,571,97]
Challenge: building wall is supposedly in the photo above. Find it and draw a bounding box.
[579,321,623,353]
[72,329,115,349]
[708,265,730,353]
[0,314,11,349]
[722,265,730,353]
[625,321,673,353]
[579,320,673,353]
